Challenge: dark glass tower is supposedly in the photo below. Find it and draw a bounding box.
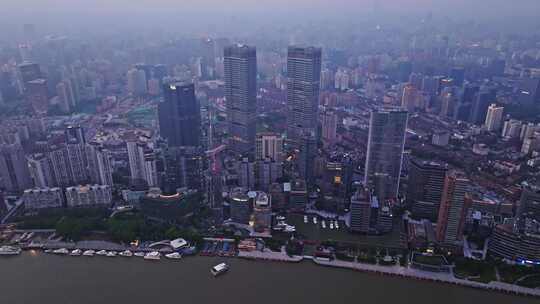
[159,82,201,147]
[364,108,408,201]
[224,44,257,154]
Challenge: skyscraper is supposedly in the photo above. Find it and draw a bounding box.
[349,186,372,233]
[436,171,470,244]
[26,79,48,113]
[255,132,283,161]
[126,140,147,184]
[159,82,201,147]
[407,159,448,221]
[484,104,504,132]
[322,110,338,145]
[286,46,322,143]
[0,143,32,192]
[224,44,257,154]
[364,108,408,201]
[401,84,418,112]
[470,87,496,124]
[86,143,114,186]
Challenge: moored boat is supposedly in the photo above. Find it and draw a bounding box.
[211,263,229,276]
[119,250,133,257]
[82,250,95,257]
[70,249,82,256]
[165,252,182,260]
[144,251,161,260]
[0,246,22,256]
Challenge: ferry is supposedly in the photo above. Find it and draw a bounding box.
[211,263,229,276]
[70,249,82,256]
[96,250,108,256]
[119,250,133,257]
[106,251,117,257]
[0,246,22,255]
[165,252,182,260]
[144,251,161,260]
[53,248,69,255]
[82,250,95,257]
[134,252,146,257]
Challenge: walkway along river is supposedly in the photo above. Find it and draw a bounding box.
[0,252,537,304]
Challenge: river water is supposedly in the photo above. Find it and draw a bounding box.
[0,252,535,304]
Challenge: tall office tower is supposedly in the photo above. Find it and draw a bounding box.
[224,44,257,154]
[255,132,283,161]
[27,153,56,188]
[364,109,408,201]
[201,38,216,79]
[159,82,201,147]
[48,145,72,187]
[439,90,457,119]
[18,62,41,88]
[286,46,322,143]
[143,153,158,187]
[349,186,372,233]
[517,182,540,222]
[407,159,448,221]
[127,68,147,96]
[297,134,318,185]
[470,87,496,124]
[518,78,540,105]
[65,126,85,145]
[436,171,470,244]
[86,143,113,186]
[450,67,465,87]
[0,143,32,192]
[126,140,146,183]
[257,158,283,192]
[26,79,48,113]
[401,84,418,112]
[56,79,76,112]
[484,104,504,132]
[322,110,338,145]
[421,75,440,96]
[237,157,255,189]
[163,147,203,193]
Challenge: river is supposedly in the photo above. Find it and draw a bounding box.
[0,252,535,304]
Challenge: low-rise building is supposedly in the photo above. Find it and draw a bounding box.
[23,187,64,210]
[65,184,112,208]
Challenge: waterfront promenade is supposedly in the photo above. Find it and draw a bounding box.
[312,259,540,297]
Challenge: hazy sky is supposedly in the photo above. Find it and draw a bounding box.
[2,0,540,37]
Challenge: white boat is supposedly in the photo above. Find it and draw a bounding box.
[313,217,318,224]
[276,216,285,221]
[165,252,182,260]
[70,249,82,256]
[82,250,95,257]
[53,248,69,255]
[303,215,308,223]
[0,246,21,255]
[119,250,133,257]
[96,250,108,256]
[335,221,340,229]
[44,249,54,254]
[329,222,334,229]
[211,263,229,276]
[134,252,146,257]
[321,221,326,229]
[106,251,117,257]
[144,251,161,260]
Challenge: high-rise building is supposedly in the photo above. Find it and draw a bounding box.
[163,147,203,193]
[127,68,147,96]
[238,157,255,190]
[255,132,283,161]
[364,108,408,201]
[159,82,201,147]
[449,67,465,87]
[56,80,76,113]
[126,140,147,184]
[0,143,32,193]
[26,79,48,113]
[27,153,56,188]
[85,143,114,186]
[436,171,470,244]
[484,104,504,132]
[224,44,257,154]
[253,192,272,233]
[470,88,496,124]
[66,142,88,185]
[286,46,322,143]
[408,159,448,221]
[18,62,41,88]
[517,182,540,222]
[401,84,418,112]
[144,153,159,188]
[256,158,283,192]
[48,145,73,187]
[349,186,372,233]
[230,189,251,224]
[322,110,338,145]
[65,125,85,145]
[201,38,216,80]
